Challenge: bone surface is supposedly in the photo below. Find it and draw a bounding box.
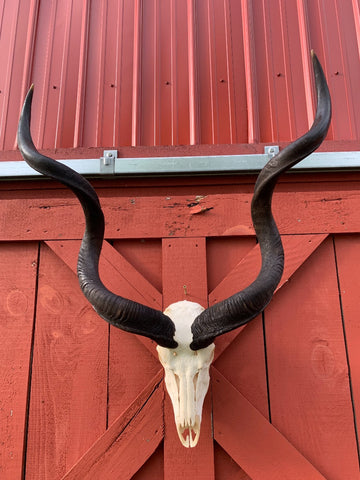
[157,301,214,448]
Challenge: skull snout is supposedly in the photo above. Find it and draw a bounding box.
[157,342,214,448]
[174,371,200,447]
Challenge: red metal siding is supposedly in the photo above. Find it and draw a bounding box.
[0,0,359,153]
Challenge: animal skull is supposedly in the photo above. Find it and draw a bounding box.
[17,52,331,448]
[157,301,214,447]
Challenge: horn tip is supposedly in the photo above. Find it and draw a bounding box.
[27,84,34,99]
[310,50,322,70]
[310,50,318,64]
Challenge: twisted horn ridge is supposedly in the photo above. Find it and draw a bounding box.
[190,52,331,350]
[17,86,177,349]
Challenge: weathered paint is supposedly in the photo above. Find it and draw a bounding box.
[0,174,359,479]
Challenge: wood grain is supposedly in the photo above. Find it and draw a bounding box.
[162,237,215,479]
[0,243,38,479]
[214,316,269,418]
[265,238,360,479]
[46,239,162,310]
[214,442,251,480]
[333,235,360,454]
[132,443,164,480]
[213,368,327,480]
[213,234,328,359]
[206,236,256,293]
[162,237,208,307]
[112,238,163,293]
[63,371,164,480]
[108,328,162,425]
[1,187,360,241]
[25,244,109,479]
[46,239,162,358]
[47,240,166,475]
[1,171,359,479]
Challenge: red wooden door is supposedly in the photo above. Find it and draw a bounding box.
[0,175,359,479]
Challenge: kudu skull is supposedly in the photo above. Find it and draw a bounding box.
[18,52,331,448]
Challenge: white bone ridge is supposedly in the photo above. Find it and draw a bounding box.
[157,300,215,448]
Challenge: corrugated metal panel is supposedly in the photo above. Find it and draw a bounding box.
[0,0,359,152]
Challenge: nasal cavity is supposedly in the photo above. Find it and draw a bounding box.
[193,372,199,398]
[174,373,180,399]
[181,426,197,444]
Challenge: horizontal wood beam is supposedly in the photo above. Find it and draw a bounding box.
[1,189,359,240]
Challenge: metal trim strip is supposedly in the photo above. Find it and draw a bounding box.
[1,151,359,179]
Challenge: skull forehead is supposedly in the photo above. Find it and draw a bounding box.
[157,342,215,373]
[164,300,204,346]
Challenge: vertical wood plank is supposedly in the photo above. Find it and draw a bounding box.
[213,369,327,480]
[162,237,215,479]
[265,238,359,480]
[108,329,161,425]
[214,442,251,480]
[214,317,269,418]
[99,240,163,425]
[132,443,164,480]
[46,239,162,358]
[112,238,162,293]
[25,244,108,479]
[0,242,38,479]
[63,371,164,480]
[162,237,208,307]
[334,235,360,451]
[212,234,328,360]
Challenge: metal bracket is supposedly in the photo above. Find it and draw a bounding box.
[100,150,117,174]
[1,149,360,180]
[264,145,279,158]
